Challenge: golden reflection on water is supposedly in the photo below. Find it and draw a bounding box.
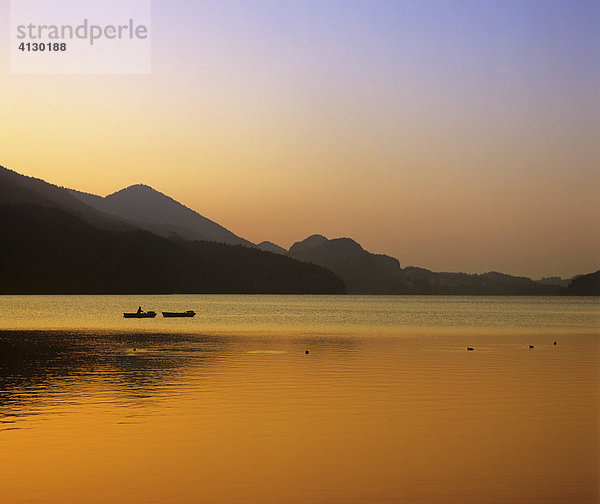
[0,296,598,503]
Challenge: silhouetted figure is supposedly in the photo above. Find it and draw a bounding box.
[137,306,142,314]
[305,350,309,355]
[554,341,557,345]
[467,347,474,351]
[529,345,534,349]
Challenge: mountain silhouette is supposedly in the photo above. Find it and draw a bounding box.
[2,164,596,296]
[257,241,289,255]
[290,235,403,294]
[537,276,573,287]
[0,165,128,231]
[0,166,344,294]
[70,184,252,246]
[290,234,329,254]
[400,267,561,295]
[289,234,564,295]
[562,270,600,296]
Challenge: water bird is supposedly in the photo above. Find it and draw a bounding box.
[467,347,474,351]
[529,345,534,349]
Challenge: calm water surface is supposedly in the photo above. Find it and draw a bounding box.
[0,295,598,503]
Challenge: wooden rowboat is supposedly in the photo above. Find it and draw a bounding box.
[162,310,196,318]
[123,311,157,318]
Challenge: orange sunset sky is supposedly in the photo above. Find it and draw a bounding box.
[1,1,599,279]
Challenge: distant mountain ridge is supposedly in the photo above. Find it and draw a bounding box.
[70,184,252,246]
[288,234,571,295]
[537,276,576,288]
[1,164,597,295]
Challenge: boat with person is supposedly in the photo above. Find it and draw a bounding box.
[123,310,157,318]
[162,310,196,318]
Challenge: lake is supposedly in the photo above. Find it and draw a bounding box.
[1,295,598,503]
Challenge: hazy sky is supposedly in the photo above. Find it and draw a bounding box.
[1,0,599,278]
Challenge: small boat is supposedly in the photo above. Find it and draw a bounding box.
[123,311,157,318]
[162,310,196,318]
